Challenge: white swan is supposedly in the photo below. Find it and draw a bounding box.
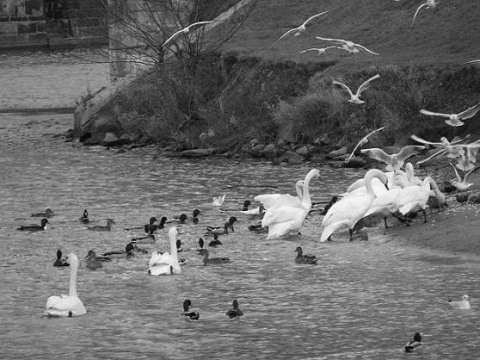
[332,74,380,104]
[276,11,329,42]
[254,180,305,210]
[396,177,445,223]
[448,295,471,310]
[45,253,86,317]
[212,194,226,207]
[148,227,181,275]
[419,101,480,127]
[259,169,320,239]
[320,169,388,242]
[316,36,379,55]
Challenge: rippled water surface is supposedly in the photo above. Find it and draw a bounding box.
[1,114,479,359]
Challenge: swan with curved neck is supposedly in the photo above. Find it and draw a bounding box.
[320,169,388,242]
[260,169,321,239]
[254,179,305,210]
[45,253,86,317]
[148,227,181,275]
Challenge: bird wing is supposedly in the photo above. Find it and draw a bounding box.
[345,127,386,163]
[316,36,346,44]
[360,148,391,164]
[458,102,480,120]
[276,28,297,42]
[419,109,452,118]
[300,48,319,53]
[449,162,463,182]
[464,164,480,181]
[353,43,379,55]
[465,59,480,65]
[416,148,446,165]
[410,134,443,146]
[356,74,380,95]
[302,10,329,26]
[396,145,425,161]
[412,3,427,26]
[163,29,184,47]
[332,80,355,98]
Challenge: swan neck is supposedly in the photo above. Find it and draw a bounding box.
[428,177,445,201]
[302,171,318,206]
[365,170,384,195]
[170,233,178,260]
[69,259,78,297]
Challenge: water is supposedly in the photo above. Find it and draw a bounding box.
[0,113,479,359]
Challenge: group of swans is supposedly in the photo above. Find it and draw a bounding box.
[320,163,446,242]
[254,169,321,239]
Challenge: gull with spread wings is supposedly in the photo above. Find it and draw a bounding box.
[419,101,480,127]
[163,21,213,47]
[333,74,380,104]
[300,46,345,56]
[465,59,480,65]
[450,162,480,191]
[316,36,379,55]
[411,135,468,165]
[360,145,425,171]
[411,0,438,27]
[276,11,329,42]
[345,126,387,163]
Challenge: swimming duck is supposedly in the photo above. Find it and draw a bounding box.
[172,213,188,224]
[248,223,268,233]
[182,299,200,321]
[84,250,103,270]
[85,249,111,262]
[79,209,89,224]
[53,249,69,267]
[405,332,422,353]
[17,218,48,232]
[103,242,136,259]
[176,239,184,252]
[31,208,55,218]
[448,294,471,310]
[226,299,243,319]
[199,249,231,265]
[196,238,205,253]
[206,222,230,235]
[131,233,156,244]
[320,196,338,215]
[147,216,167,232]
[192,209,201,224]
[208,233,222,247]
[294,246,318,264]
[87,218,115,231]
[45,253,86,317]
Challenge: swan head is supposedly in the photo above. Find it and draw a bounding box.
[65,253,79,267]
[462,295,469,301]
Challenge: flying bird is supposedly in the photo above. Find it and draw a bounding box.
[412,0,438,27]
[316,36,379,55]
[276,11,329,42]
[419,101,480,127]
[450,162,480,192]
[333,74,380,104]
[411,135,469,165]
[163,21,213,47]
[345,126,387,163]
[465,59,480,65]
[300,46,344,56]
[360,145,425,171]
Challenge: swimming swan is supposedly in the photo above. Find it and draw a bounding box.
[45,253,86,317]
[320,169,388,242]
[260,169,321,239]
[147,227,181,275]
[448,294,471,310]
[254,180,305,210]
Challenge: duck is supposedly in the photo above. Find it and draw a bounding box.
[448,294,471,310]
[84,250,103,270]
[248,223,268,233]
[173,213,188,224]
[199,249,231,265]
[17,218,48,232]
[79,209,89,224]
[176,239,184,252]
[103,242,136,259]
[131,233,156,245]
[212,194,226,207]
[405,332,422,353]
[208,233,222,247]
[294,246,318,264]
[192,209,200,224]
[85,249,111,262]
[182,299,200,321]
[53,249,69,267]
[196,238,205,253]
[226,299,243,319]
[144,216,167,233]
[206,217,237,235]
[87,218,115,231]
[147,227,182,275]
[124,216,158,231]
[31,208,55,218]
[44,253,86,317]
[320,169,388,242]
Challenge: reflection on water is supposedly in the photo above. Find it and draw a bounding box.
[0,114,479,359]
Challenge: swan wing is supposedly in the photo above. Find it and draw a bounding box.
[163,29,183,47]
[449,162,463,182]
[254,193,300,209]
[45,295,86,317]
[419,109,452,118]
[357,74,380,95]
[262,205,306,228]
[465,59,480,65]
[458,102,480,119]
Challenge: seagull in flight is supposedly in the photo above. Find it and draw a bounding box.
[316,36,379,55]
[360,145,425,171]
[419,101,480,127]
[300,46,345,56]
[276,11,329,42]
[411,135,468,165]
[345,126,387,163]
[333,74,380,104]
[465,59,480,65]
[411,0,438,27]
[450,162,480,191]
[163,21,213,47]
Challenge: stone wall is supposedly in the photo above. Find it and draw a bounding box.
[0,0,108,49]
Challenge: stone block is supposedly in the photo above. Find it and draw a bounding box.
[0,22,18,35]
[18,22,38,34]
